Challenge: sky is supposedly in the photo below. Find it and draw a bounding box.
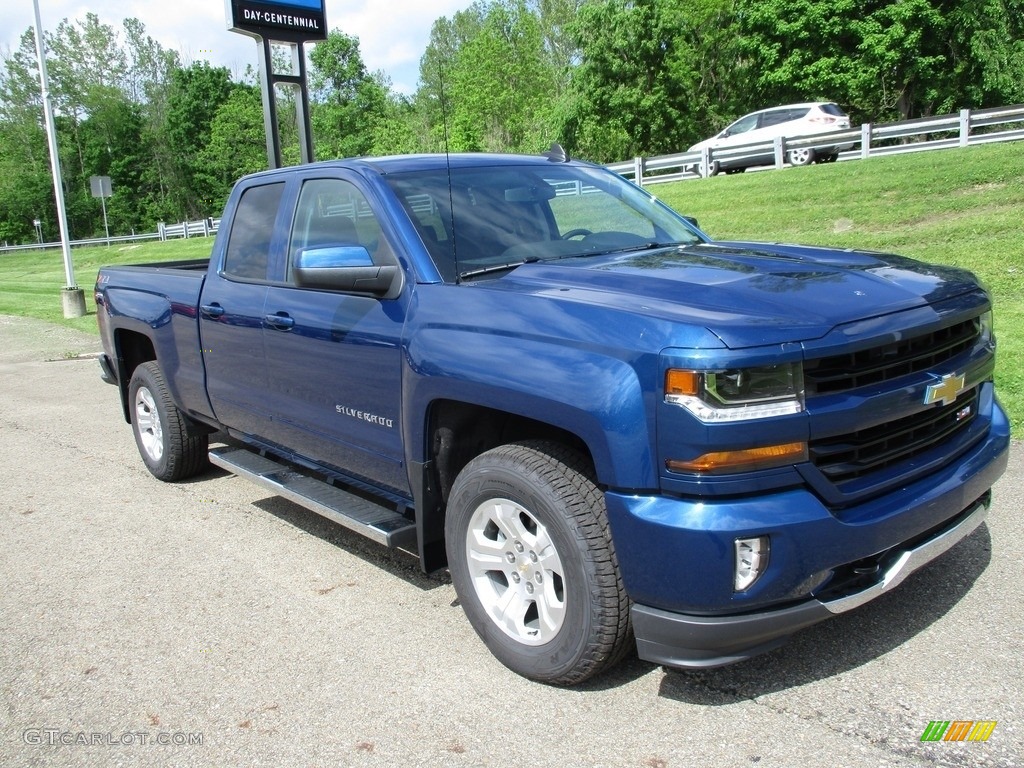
[4,0,473,95]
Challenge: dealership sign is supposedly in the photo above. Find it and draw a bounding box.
[225,0,327,41]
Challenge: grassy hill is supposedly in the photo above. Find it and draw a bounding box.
[1,141,1021,433]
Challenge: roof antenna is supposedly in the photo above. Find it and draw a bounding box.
[436,65,460,283]
[543,142,569,163]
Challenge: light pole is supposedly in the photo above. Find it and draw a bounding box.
[32,0,86,318]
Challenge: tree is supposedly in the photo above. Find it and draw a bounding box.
[0,30,52,243]
[164,62,239,217]
[735,0,1024,122]
[197,85,266,206]
[307,31,417,158]
[562,0,741,162]
[417,1,560,153]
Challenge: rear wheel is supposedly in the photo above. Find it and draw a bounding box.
[787,147,816,166]
[129,361,208,482]
[445,440,632,685]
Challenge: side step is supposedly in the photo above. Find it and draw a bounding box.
[209,446,417,550]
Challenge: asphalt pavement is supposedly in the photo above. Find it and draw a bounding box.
[0,314,1020,768]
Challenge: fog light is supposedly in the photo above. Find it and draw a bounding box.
[735,536,769,592]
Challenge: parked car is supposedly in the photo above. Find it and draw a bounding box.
[688,102,853,175]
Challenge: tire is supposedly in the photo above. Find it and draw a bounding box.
[818,152,839,164]
[129,361,209,482]
[787,147,815,166]
[445,440,633,685]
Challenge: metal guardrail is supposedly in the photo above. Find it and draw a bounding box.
[607,104,1024,185]
[0,218,221,254]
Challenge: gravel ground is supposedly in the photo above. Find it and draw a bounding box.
[0,315,1020,768]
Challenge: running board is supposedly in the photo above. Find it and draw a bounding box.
[209,446,416,550]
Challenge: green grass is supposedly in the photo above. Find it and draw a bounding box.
[2,141,1022,434]
[0,237,214,335]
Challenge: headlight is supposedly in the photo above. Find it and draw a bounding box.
[977,310,994,345]
[665,363,805,422]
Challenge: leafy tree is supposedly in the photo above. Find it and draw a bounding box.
[197,85,267,205]
[562,0,741,162]
[307,31,419,158]
[417,1,560,153]
[164,62,239,217]
[0,31,52,243]
[735,0,1024,122]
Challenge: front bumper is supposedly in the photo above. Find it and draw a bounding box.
[607,399,1009,669]
[630,494,989,668]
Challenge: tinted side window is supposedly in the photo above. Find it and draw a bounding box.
[785,107,811,122]
[821,103,846,116]
[759,110,792,128]
[223,183,285,281]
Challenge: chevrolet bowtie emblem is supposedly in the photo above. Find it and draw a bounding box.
[924,372,966,407]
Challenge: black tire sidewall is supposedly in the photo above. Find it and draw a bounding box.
[129,363,173,479]
[446,450,603,683]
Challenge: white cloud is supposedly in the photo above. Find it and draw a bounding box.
[4,0,471,94]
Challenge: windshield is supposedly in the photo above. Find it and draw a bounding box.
[383,163,704,281]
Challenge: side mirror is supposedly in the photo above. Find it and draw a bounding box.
[293,246,402,297]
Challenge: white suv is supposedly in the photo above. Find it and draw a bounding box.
[687,102,853,176]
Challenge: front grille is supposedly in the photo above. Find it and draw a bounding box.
[805,318,980,395]
[810,388,979,486]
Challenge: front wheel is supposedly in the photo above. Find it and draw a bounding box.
[129,361,208,482]
[445,441,632,685]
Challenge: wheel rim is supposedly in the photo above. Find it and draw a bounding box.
[134,385,164,462]
[464,497,566,646]
[789,148,811,165]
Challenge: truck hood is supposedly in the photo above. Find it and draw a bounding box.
[486,242,981,349]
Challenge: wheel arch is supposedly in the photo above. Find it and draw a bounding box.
[112,328,156,423]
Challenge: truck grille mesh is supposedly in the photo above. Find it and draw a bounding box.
[809,388,979,486]
[804,318,980,395]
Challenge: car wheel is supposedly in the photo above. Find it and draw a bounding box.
[129,361,209,482]
[445,440,633,685]
[787,147,816,166]
[818,152,839,164]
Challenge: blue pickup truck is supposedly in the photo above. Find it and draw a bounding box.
[96,151,1009,684]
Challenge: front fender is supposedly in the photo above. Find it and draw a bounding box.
[403,326,659,490]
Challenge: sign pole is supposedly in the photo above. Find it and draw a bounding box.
[226,0,326,169]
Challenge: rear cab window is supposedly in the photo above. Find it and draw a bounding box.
[223,182,285,281]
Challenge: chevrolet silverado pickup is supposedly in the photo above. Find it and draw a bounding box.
[95,151,1010,684]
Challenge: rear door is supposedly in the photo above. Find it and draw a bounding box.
[260,173,411,495]
[199,180,286,435]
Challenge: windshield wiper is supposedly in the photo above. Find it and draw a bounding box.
[459,256,539,279]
